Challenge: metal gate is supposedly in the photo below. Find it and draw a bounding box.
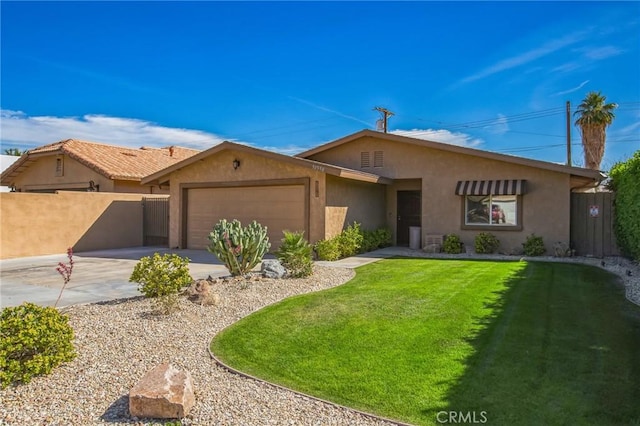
[143,197,169,247]
[570,192,620,257]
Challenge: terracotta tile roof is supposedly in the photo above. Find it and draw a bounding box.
[9,139,200,182]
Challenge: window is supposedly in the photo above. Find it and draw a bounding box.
[361,152,370,168]
[465,195,518,226]
[55,157,64,177]
[455,180,526,230]
[374,150,383,167]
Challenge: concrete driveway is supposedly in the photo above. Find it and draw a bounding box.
[0,247,232,309]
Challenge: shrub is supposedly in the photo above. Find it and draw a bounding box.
[338,222,364,257]
[522,233,546,256]
[475,232,500,254]
[275,231,313,278]
[443,234,464,254]
[207,219,271,276]
[0,303,76,388]
[314,238,341,261]
[360,227,393,253]
[609,152,640,261]
[129,253,193,314]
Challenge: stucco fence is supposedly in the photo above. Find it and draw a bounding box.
[0,192,168,259]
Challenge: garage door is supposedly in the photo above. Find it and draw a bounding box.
[186,185,306,250]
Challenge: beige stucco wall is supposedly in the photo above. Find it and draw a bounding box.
[325,175,386,238]
[8,155,165,194]
[10,155,116,192]
[166,149,327,249]
[0,192,146,259]
[308,135,573,254]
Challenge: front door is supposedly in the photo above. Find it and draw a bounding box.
[397,190,421,246]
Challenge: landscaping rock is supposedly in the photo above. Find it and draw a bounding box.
[553,241,574,257]
[261,259,287,279]
[129,362,195,419]
[185,279,220,306]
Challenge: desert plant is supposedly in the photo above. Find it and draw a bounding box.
[0,303,76,388]
[475,232,500,254]
[314,238,341,261]
[275,231,313,278]
[208,219,271,276]
[522,234,546,256]
[338,222,364,257]
[54,247,74,307]
[443,234,464,254]
[129,253,193,314]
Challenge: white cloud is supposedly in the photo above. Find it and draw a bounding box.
[457,30,588,85]
[0,110,227,150]
[390,129,483,148]
[554,80,590,96]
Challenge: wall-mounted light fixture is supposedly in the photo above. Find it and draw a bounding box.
[233,159,241,170]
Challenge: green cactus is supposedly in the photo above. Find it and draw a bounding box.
[207,219,271,276]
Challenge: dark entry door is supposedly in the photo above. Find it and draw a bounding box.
[397,190,421,246]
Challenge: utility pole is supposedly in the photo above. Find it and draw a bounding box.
[566,101,572,166]
[373,106,394,133]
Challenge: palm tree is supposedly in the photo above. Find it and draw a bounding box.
[574,91,617,170]
[3,148,25,156]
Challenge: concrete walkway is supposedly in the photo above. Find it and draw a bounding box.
[0,246,406,309]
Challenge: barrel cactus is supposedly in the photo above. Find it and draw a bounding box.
[207,219,271,276]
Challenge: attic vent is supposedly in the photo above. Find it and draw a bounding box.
[121,152,137,157]
[361,152,370,168]
[374,151,383,167]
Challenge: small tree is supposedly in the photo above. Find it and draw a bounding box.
[207,219,271,276]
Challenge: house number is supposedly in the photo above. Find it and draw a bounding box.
[312,165,325,172]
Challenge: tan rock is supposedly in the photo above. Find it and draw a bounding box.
[129,363,195,419]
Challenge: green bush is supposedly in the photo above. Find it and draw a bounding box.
[522,233,546,256]
[475,232,500,254]
[609,151,640,261]
[207,219,271,276]
[338,222,364,257]
[314,238,341,261]
[129,253,193,313]
[275,231,313,278]
[360,227,393,253]
[0,303,76,388]
[443,234,464,254]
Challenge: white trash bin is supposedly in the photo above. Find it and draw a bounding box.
[409,226,422,250]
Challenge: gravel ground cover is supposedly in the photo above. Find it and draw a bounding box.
[1,253,638,426]
[0,266,396,426]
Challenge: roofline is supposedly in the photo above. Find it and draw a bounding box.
[141,141,392,186]
[296,129,606,182]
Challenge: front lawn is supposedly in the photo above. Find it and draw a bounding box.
[210,259,640,425]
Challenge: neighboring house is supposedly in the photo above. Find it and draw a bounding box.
[0,139,199,194]
[0,155,20,192]
[142,129,604,253]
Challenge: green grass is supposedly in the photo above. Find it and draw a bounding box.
[210,258,640,425]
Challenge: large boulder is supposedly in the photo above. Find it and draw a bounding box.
[261,259,287,279]
[129,363,195,419]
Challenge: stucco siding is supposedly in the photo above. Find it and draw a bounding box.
[311,135,574,254]
[325,175,386,238]
[12,155,115,192]
[167,149,326,249]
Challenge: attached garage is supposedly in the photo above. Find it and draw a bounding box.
[184,181,308,249]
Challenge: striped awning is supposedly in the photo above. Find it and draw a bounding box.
[455,180,526,196]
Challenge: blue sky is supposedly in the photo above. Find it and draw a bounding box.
[1,1,638,171]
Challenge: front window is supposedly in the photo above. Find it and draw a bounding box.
[465,195,518,226]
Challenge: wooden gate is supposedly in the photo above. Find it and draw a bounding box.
[570,192,620,257]
[143,197,169,247]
